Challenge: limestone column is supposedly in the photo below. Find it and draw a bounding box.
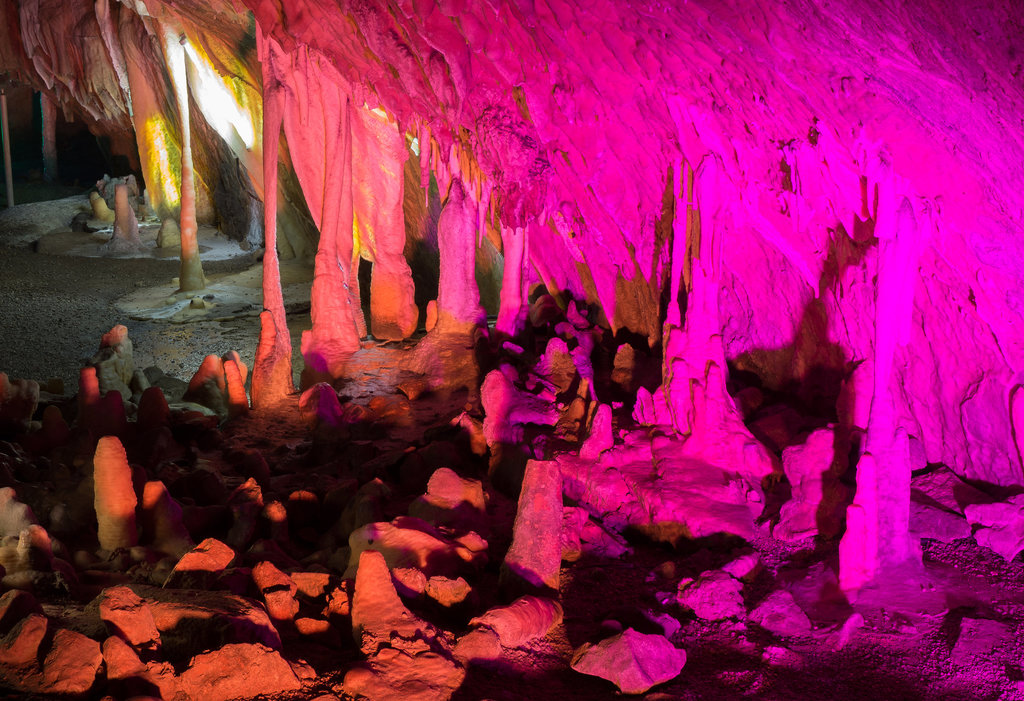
[163,27,204,292]
[431,177,485,336]
[840,160,922,592]
[279,47,361,382]
[41,93,58,183]
[250,43,293,408]
[495,225,527,338]
[353,107,417,341]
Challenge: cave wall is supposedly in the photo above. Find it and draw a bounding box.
[1,0,1022,485]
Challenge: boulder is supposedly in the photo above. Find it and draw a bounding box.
[178,643,301,701]
[346,517,485,579]
[468,596,563,648]
[965,495,1024,561]
[749,590,812,637]
[351,549,448,656]
[164,538,235,589]
[425,576,472,608]
[676,571,745,621]
[500,460,563,594]
[409,468,487,533]
[343,646,465,701]
[571,628,686,695]
[252,560,300,624]
[97,585,161,654]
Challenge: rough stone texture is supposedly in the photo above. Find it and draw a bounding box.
[776,428,848,541]
[468,596,563,648]
[425,576,471,608]
[749,590,812,637]
[39,628,103,696]
[252,560,300,623]
[409,468,487,533]
[105,183,143,253]
[346,517,484,579]
[965,495,1024,561]
[97,585,162,654]
[164,537,235,589]
[0,590,43,633]
[501,460,563,594]
[132,584,282,655]
[140,480,194,559]
[561,431,762,543]
[344,646,465,701]
[676,571,745,621]
[178,643,301,701]
[89,324,135,401]
[103,635,180,699]
[571,628,686,695]
[351,549,448,657]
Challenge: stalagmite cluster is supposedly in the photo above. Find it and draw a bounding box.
[0,0,1023,698]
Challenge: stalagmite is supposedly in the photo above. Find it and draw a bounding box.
[495,225,527,338]
[353,107,417,341]
[840,158,924,592]
[251,41,293,408]
[93,436,138,552]
[140,481,192,559]
[431,178,486,336]
[162,26,204,292]
[501,459,563,595]
[90,191,116,223]
[222,357,249,418]
[105,184,143,253]
[78,367,100,432]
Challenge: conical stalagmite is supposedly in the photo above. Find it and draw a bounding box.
[93,436,138,552]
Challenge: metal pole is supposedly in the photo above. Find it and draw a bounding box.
[1,89,13,208]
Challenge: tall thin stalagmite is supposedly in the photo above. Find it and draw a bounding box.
[163,26,204,292]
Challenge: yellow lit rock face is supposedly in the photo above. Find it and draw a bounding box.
[141,115,182,212]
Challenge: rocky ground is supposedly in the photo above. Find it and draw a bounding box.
[0,197,1023,700]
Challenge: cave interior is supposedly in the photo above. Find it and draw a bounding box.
[0,0,1023,699]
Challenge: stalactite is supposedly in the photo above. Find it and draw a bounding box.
[162,25,205,292]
